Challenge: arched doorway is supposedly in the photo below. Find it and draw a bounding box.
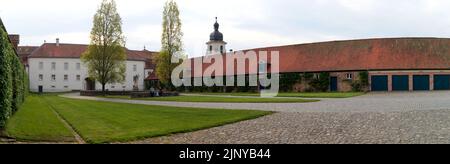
[85,78,96,91]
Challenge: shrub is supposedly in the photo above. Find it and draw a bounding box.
[279,73,301,92]
[351,71,369,92]
[0,22,28,129]
[0,28,14,129]
[351,82,362,92]
[359,71,369,86]
[309,72,330,92]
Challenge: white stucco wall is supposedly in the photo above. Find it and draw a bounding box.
[206,41,227,55]
[28,58,146,92]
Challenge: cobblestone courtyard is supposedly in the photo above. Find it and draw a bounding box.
[136,110,450,144]
[65,91,450,144]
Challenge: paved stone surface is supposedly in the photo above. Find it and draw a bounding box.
[132,110,450,144]
[63,91,450,113]
[180,93,329,100]
[62,91,450,144]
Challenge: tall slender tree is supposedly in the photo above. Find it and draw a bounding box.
[157,0,184,86]
[82,0,126,93]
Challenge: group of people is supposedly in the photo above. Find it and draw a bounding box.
[149,87,162,97]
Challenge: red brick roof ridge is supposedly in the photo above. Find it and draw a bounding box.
[29,43,155,61]
[188,37,450,77]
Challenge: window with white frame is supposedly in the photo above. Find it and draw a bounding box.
[76,63,81,70]
[64,62,69,70]
[346,73,353,80]
[133,65,137,72]
[76,75,81,81]
[64,75,68,81]
[51,74,56,81]
[51,62,56,70]
[39,62,44,70]
[314,73,320,79]
[39,74,43,81]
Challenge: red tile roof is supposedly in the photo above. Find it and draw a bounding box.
[17,46,39,65]
[190,38,450,77]
[18,46,39,55]
[128,50,158,69]
[145,71,159,80]
[29,43,156,61]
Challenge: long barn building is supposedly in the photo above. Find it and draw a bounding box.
[190,37,450,92]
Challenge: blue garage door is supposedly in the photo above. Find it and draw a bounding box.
[392,75,409,91]
[413,75,430,91]
[371,75,388,91]
[434,75,450,90]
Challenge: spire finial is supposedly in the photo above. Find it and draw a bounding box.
[214,17,219,31]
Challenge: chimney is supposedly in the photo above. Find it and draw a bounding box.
[56,38,60,46]
[8,34,19,50]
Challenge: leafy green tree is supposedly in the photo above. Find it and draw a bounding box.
[157,0,184,87]
[82,0,126,93]
[156,50,171,85]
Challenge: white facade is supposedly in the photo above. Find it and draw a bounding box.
[28,58,146,92]
[206,41,227,55]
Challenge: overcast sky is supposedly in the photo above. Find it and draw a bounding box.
[2,0,450,57]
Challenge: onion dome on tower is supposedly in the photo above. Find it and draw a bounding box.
[206,17,227,55]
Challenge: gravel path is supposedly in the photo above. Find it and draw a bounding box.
[180,93,330,100]
[62,91,450,113]
[62,91,450,144]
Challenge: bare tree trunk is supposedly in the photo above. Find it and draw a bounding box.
[102,84,106,96]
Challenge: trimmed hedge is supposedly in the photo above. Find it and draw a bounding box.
[0,24,28,129]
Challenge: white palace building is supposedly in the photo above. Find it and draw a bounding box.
[16,38,157,93]
[12,18,224,93]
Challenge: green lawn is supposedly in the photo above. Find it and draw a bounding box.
[187,92,365,98]
[6,95,270,144]
[103,95,319,103]
[5,95,75,142]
